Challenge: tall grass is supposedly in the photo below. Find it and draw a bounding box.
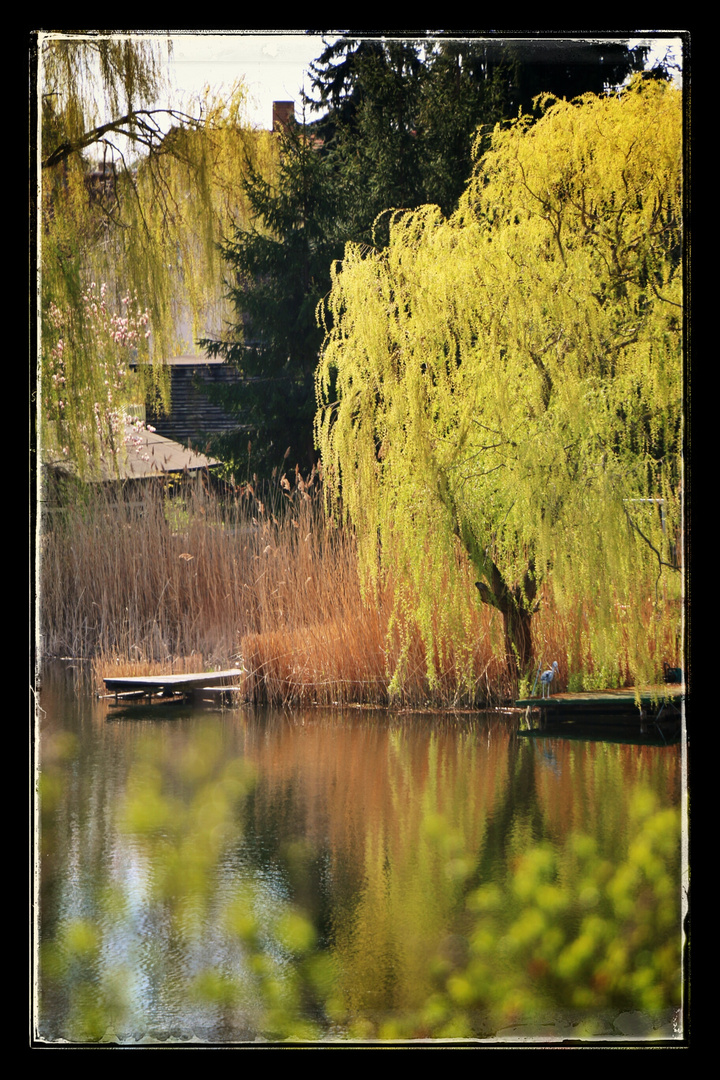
[38,470,680,706]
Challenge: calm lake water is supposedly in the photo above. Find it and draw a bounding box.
[33,664,686,1045]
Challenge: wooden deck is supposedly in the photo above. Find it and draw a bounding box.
[515,685,684,715]
[515,685,683,741]
[103,669,244,703]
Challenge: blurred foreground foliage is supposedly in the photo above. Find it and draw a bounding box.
[38,725,682,1043]
[377,788,682,1040]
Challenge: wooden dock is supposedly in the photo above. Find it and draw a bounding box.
[516,686,683,714]
[515,686,683,741]
[103,669,244,704]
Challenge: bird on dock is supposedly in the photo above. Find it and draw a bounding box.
[540,661,559,699]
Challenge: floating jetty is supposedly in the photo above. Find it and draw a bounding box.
[515,686,684,742]
[103,669,244,705]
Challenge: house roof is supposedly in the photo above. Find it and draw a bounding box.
[45,424,219,482]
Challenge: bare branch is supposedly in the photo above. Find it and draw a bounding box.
[42,108,204,170]
[624,505,680,573]
[651,281,682,308]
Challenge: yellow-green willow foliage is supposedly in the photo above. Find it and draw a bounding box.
[316,77,683,694]
[38,33,277,471]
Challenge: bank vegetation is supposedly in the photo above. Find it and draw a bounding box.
[38,472,680,707]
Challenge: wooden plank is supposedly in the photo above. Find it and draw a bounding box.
[103,669,243,693]
[193,685,244,694]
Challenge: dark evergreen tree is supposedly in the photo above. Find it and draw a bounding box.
[413,38,514,215]
[306,35,656,217]
[306,39,426,230]
[199,117,342,478]
[497,36,654,116]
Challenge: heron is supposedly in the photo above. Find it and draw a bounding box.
[540,661,559,699]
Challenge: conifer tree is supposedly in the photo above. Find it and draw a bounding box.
[305,38,427,240]
[316,78,683,694]
[305,35,655,229]
[199,114,343,478]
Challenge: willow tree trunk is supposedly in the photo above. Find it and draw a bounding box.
[475,559,536,687]
[500,601,534,682]
[446,491,537,688]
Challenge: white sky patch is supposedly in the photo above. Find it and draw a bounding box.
[627,35,683,85]
[166,31,336,128]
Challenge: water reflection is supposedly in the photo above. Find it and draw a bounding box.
[35,665,684,1043]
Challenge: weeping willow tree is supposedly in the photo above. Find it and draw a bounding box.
[37,31,277,473]
[316,77,683,695]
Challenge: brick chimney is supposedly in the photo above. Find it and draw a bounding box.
[273,101,295,133]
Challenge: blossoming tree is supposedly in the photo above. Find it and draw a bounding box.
[43,282,155,471]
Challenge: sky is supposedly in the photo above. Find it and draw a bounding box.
[163,31,683,130]
[166,31,338,128]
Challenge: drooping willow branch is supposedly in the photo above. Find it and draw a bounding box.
[624,503,680,573]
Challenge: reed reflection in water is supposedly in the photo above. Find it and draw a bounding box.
[35,669,684,1043]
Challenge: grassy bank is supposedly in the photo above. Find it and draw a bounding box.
[38,473,680,706]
